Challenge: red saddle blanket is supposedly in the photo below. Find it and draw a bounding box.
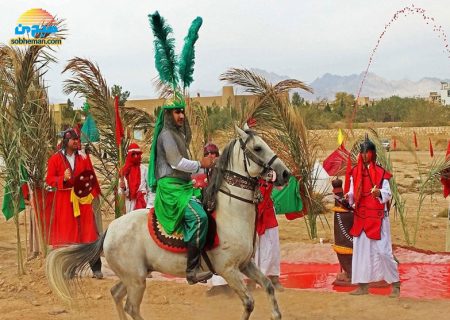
[147,208,220,253]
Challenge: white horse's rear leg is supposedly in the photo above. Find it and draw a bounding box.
[111,281,127,320]
[242,262,281,320]
[123,276,146,320]
[222,269,255,320]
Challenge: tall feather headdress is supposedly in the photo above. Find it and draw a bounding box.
[147,11,203,191]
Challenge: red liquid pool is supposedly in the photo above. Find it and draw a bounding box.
[280,263,450,300]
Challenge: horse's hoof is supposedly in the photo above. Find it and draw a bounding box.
[271,311,282,320]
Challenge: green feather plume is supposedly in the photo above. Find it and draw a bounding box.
[178,17,203,89]
[148,11,178,87]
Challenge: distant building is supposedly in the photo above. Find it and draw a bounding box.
[439,82,450,106]
[49,103,84,131]
[428,82,450,106]
[428,91,441,104]
[356,96,370,107]
[49,103,66,130]
[124,86,262,115]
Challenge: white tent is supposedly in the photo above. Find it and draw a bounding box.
[312,160,331,194]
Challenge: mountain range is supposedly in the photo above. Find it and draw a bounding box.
[229,69,450,101]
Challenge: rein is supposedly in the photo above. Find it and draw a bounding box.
[218,136,277,205]
[215,135,278,267]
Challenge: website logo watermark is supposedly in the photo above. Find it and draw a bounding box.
[10,8,62,46]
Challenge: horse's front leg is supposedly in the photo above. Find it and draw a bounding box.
[221,269,254,320]
[241,262,281,320]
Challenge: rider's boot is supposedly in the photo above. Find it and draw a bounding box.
[186,243,213,285]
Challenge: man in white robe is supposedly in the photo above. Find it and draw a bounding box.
[345,137,400,297]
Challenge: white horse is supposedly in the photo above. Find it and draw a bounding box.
[46,127,291,320]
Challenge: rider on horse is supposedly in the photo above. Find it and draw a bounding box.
[148,97,216,285]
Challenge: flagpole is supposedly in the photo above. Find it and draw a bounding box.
[114,95,125,218]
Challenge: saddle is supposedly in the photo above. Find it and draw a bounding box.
[147,208,219,253]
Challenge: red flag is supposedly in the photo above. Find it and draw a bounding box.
[393,137,397,150]
[114,96,124,147]
[285,211,305,220]
[441,140,450,198]
[429,138,434,158]
[413,131,418,149]
[322,145,350,176]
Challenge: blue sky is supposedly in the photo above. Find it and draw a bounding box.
[1,0,450,104]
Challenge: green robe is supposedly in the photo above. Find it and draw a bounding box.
[154,177,193,234]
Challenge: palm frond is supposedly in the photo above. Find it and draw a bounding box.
[153,77,174,99]
[121,105,154,132]
[221,67,324,239]
[179,17,203,90]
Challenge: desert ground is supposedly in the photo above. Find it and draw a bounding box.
[0,126,449,320]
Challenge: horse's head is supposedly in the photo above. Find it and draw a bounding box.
[235,126,290,186]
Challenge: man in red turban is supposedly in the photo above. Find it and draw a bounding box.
[345,137,400,297]
[46,128,103,278]
[119,143,152,213]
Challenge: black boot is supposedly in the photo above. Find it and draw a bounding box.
[186,243,212,285]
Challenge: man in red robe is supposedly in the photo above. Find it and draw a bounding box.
[46,128,103,278]
[345,137,400,297]
[119,143,151,212]
[254,170,283,291]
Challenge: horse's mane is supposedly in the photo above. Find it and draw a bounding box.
[202,130,258,209]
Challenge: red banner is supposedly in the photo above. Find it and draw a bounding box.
[114,96,124,147]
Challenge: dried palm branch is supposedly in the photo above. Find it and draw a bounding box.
[121,105,154,130]
[153,78,174,99]
[185,100,208,159]
[62,57,135,217]
[0,32,64,263]
[221,68,329,239]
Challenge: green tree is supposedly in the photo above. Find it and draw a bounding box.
[333,92,355,117]
[111,84,130,106]
[291,92,305,107]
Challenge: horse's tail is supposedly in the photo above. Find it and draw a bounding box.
[46,230,107,303]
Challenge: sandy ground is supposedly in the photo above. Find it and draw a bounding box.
[1,131,450,319]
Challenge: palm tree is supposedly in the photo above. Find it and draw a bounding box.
[220,68,329,239]
[62,58,153,217]
[0,21,64,272]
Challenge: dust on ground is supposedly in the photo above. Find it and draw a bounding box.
[1,128,450,320]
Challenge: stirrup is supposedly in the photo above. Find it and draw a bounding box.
[187,270,213,285]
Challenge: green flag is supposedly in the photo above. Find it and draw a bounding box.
[271,176,303,214]
[81,113,100,143]
[1,165,29,220]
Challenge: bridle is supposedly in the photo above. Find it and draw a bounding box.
[218,136,278,204]
[238,137,278,177]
